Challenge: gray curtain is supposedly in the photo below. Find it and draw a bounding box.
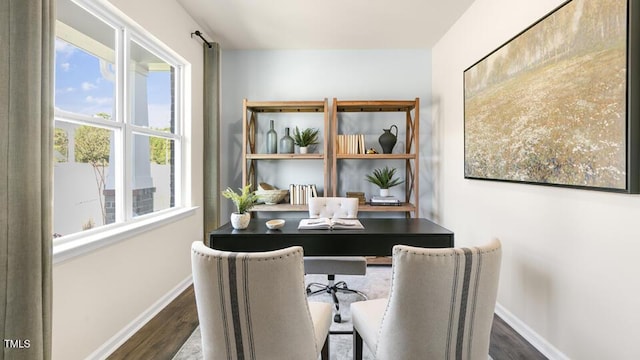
[0,0,54,359]
[203,42,221,237]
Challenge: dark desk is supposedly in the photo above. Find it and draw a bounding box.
[208,218,454,256]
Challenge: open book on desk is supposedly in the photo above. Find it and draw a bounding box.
[298,218,364,230]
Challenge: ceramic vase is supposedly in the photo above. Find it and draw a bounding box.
[279,127,294,154]
[266,120,277,154]
[299,146,309,154]
[378,124,398,154]
[379,188,390,197]
[230,212,250,230]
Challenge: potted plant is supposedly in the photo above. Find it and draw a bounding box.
[365,166,403,197]
[222,184,259,229]
[293,126,320,154]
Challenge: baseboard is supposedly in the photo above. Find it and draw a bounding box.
[86,275,193,360]
[494,303,569,360]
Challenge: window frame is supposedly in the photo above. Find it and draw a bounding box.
[53,0,194,263]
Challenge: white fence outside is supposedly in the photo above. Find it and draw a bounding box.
[53,162,171,236]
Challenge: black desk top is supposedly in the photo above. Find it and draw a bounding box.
[209,218,454,256]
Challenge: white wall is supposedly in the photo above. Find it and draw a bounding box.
[432,0,640,359]
[51,0,205,358]
[220,49,435,219]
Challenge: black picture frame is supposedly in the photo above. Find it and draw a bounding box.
[463,0,640,193]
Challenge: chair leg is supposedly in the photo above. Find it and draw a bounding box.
[353,328,363,360]
[335,281,368,300]
[330,287,341,323]
[321,334,330,360]
[306,275,367,323]
[306,283,331,297]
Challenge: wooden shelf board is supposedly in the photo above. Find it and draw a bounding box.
[366,256,392,266]
[359,203,416,212]
[250,203,415,213]
[251,204,308,212]
[336,153,416,160]
[336,100,416,112]
[246,154,325,160]
[246,100,326,113]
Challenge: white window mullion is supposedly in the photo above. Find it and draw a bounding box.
[173,135,182,208]
[123,28,135,222]
[130,126,180,140]
[115,26,129,223]
[122,126,133,221]
[175,65,185,207]
[54,110,118,129]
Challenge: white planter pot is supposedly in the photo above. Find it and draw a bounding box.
[379,188,390,197]
[299,146,308,154]
[230,212,250,229]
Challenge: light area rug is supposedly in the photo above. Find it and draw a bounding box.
[173,266,391,360]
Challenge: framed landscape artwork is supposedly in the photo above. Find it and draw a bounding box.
[464,0,640,193]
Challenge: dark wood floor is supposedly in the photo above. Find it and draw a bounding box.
[109,285,546,360]
[107,286,199,360]
[489,314,546,360]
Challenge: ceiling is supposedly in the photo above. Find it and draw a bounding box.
[176,0,476,50]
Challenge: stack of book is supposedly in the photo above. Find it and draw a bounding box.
[346,191,366,205]
[336,134,366,155]
[289,184,318,205]
[370,195,401,206]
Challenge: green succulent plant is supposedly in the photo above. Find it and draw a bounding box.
[365,166,403,189]
[222,184,259,214]
[293,126,320,147]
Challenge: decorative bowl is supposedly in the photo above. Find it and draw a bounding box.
[259,182,276,190]
[266,219,285,230]
[256,189,288,205]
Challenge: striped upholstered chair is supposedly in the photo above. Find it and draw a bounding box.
[351,239,502,360]
[191,242,332,360]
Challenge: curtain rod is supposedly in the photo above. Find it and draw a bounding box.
[191,30,212,48]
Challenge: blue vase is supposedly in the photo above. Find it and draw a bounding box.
[279,127,294,154]
[266,120,277,154]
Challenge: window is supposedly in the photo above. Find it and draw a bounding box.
[53,0,187,243]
